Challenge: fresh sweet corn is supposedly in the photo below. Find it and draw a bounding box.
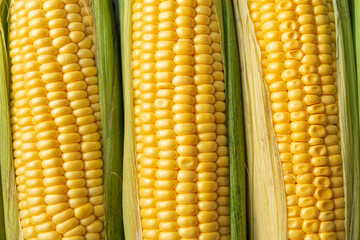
[234,0,359,239]
[129,0,230,239]
[249,0,344,238]
[8,0,104,239]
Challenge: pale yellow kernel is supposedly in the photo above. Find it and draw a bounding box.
[38,231,61,240]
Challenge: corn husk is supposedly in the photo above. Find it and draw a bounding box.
[334,1,360,238]
[119,0,146,238]
[0,182,5,240]
[234,0,286,238]
[120,0,247,239]
[221,1,247,239]
[349,0,360,238]
[93,0,124,239]
[348,0,355,37]
[233,0,359,239]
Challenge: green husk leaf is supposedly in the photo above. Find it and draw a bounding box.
[336,0,360,239]
[348,0,355,44]
[119,0,141,239]
[350,1,360,237]
[0,1,7,238]
[0,0,21,240]
[220,0,247,239]
[93,0,124,239]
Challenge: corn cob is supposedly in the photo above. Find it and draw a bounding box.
[0,0,124,239]
[8,0,104,239]
[234,0,359,239]
[121,0,247,239]
[252,0,344,238]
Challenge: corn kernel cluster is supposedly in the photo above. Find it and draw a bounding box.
[249,0,344,239]
[9,0,104,239]
[132,0,230,239]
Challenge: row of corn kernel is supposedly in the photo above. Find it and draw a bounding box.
[10,1,36,238]
[294,0,329,238]
[285,0,321,238]
[80,0,103,139]
[298,0,341,238]
[194,1,220,239]
[14,0,35,237]
[321,0,345,238]
[323,0,345,237]
[9,0,29,236]
[173,0,200,239]
[139,0,159,239]
[155,1,179,240]
[132,0,143,181]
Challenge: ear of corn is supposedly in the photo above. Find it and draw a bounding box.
[0,181,6,240]
[120,0,247,239]
[0,0,124,239]
[234,0,359,239]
